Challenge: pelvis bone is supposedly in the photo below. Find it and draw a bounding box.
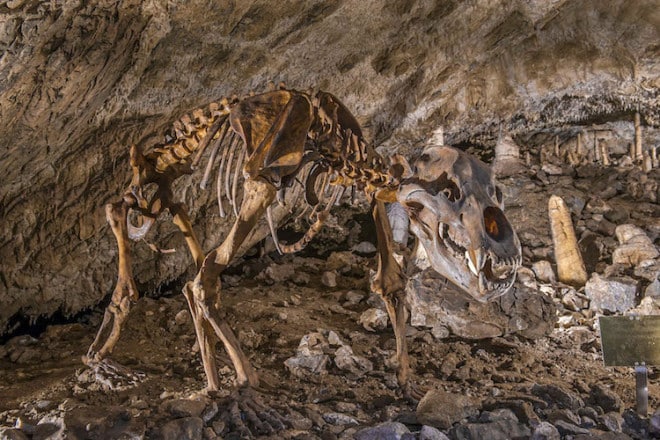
[397,146,522,302]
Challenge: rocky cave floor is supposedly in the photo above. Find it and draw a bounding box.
[1,157,659,440]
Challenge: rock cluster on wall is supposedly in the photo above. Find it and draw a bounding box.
[0,0,658,334]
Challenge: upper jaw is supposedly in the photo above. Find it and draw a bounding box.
[417,217,521,302]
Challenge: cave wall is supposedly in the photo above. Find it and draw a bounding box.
[0,0,658,334]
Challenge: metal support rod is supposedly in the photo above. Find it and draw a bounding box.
[635,364,648,416]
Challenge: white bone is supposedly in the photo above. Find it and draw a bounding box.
[387,202,409,245]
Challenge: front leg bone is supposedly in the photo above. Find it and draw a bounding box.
[84,201,139,364]
[370,199,411,387]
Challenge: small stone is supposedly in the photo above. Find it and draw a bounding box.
[354,421,410,440]
[532,260,556,283]
[553,420,590,436]
[431,325,450,340]
[645,279,660,298]
[62,406,144,439]
[419,425,450,440]
[479,408,518,423]
[211,420,225,435]
[599,411,623,432]
[416,389,480,430]
[0,428,29,440]
[322,412,358,426]
[542,164,563,175]
[202,427,216,440]
[343,290,366,307]
[32,421,61,439]
[589,384,623,413]
[531,421,560,440]
[450,419,531,439]
[327,330,343,346]
[333,345,373,377]
[649,408,660,435]
[174,309,191,326]
[585,273,638,313]
[517,267,539,289]
[284,332,330,377]
[287,409,313,431]
[6,0,25,9]
[546,408,580,426]
[358,308,389,332]
[158,417,203,440]
[560,288,587,311]
[635,259,660,283]
[613,224,659,266]
[264,263,296,283]
[531,384,584,410]
[322,271,338,288]
[201,401,218,423]
[352,241,377,255]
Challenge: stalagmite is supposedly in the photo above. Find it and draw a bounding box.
[593,130,601,162]
[629,143,636,161]
[643,151,652,172]
[492,134,522,177]
[576,132,583,157]
[554,136,559,157]
[634,111,642,162]
[548,195,588,287]
[600,141,610,166]
[525,151,531,167]
[651,147,658,169]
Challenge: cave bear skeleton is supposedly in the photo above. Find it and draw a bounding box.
[84,84,522,394]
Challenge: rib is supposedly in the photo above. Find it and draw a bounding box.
[200,122,229,190]
[231,147,246,217]
[224,136,238,208]
[266,205,283,255]
[215,132,237,217]
[192,115,227,169]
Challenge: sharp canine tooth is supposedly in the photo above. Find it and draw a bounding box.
[479,272,486,293]
[476,249,484,270]
[466,250,479,276]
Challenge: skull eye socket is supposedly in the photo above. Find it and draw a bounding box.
[483,206,512,241]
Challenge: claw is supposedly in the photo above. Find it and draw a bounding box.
[80,359,146,391]
[220,388,289,437]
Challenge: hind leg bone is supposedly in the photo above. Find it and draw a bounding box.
[183,178,276,390]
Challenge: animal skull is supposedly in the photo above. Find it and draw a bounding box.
[397,146,521,302]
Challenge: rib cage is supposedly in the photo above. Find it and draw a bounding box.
[139,86,396,253]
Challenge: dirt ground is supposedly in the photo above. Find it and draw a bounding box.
[0,163,659,440]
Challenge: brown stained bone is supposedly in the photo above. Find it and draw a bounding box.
[548,195,588,287]
[87,85,522,398]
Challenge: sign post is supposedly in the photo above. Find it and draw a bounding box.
[599,315,660,416]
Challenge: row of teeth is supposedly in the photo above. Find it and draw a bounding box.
[479,272,516,292]
[440,222,520,289]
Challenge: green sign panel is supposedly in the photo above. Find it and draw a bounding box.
[599,316,660,366]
